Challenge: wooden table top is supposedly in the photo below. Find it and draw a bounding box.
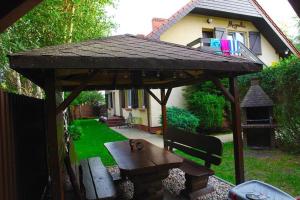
[105,139,183,176]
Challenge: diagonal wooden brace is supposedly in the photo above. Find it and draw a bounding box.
[211,77,235,103]
[145,88,162,105]
[56,71,99,115]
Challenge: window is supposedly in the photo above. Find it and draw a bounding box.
[124,90,132,108]
[138,90,145,109]
[227,32,246,54]
[122,89,148,109]
[202,30,214,47]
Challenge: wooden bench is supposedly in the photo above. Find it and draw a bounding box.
[164,127,223,198]
[79,157,117,200]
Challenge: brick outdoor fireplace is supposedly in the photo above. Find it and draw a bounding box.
[241,78,277,148]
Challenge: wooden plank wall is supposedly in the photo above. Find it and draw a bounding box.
[0,89,17,200]
[0,89,48,200]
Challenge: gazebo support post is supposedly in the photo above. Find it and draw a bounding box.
[160,89,167,148]
[44,70,64,200]
[229,77,245,184]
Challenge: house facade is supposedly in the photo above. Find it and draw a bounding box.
[106,0,299,133]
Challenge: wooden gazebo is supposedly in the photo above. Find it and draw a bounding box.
[9,34,262,200]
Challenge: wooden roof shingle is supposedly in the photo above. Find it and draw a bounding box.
[9,34,262,91]
[241,79,273,108]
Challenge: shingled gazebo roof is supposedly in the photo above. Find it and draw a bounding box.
[9,34,262,91]
[241,79,273,108]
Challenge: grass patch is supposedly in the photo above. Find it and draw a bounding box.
[176,142,300,196]
[72,119,127,166]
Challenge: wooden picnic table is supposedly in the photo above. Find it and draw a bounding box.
[105,139,183,200]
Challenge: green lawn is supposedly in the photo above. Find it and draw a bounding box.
[176,142,300,196]
[73,119,127,166]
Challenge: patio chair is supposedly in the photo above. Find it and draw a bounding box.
[118,112,134,128]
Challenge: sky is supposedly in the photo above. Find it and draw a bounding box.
[106,0,299,38]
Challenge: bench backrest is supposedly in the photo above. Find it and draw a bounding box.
[164,127,223,168]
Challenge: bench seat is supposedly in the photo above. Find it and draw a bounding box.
[80,157,116,200]
[165,127,223,198]
[179,159,214,178]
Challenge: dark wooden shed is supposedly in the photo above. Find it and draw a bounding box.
[8,34,262,200]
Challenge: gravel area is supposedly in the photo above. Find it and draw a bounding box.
[107,166,233,200]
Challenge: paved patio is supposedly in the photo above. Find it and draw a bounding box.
[111,127,233,148]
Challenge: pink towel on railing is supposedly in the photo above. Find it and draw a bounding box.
[221,39,231,56]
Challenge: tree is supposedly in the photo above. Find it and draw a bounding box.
[65,91,105,106]
[0,0,115,97]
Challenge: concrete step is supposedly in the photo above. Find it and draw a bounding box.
[106,117,124,127]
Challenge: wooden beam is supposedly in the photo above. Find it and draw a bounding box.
[56,71,98,115]
[229,77,245,184]
[211,77,235,103]
[163,88,172,105]
[145,88,162,105]
[112,72,118,89]
[0,0,42,33]
[44,70,64,200]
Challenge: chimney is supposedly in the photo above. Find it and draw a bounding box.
[251,78,260,86]
[152,18,167,30]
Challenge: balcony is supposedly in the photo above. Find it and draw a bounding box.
[187,38,264,65]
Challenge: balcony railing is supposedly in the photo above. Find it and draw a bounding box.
[187,38,264,65]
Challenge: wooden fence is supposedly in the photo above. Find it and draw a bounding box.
[0,90,48,200]
[70,104,107,120]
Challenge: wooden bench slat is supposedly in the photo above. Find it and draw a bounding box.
[165,127,223,155]
[165,141,222,166]
[88,157,117,200]
[80,159,97,200]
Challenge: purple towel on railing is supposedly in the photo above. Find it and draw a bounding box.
[221,39,231,56]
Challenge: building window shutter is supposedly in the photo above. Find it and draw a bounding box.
[132,89,139,109]
[214,27,227,39]
[120,90,125,108]
[109,93,113,108]
[127,90,132,108]
[249,32,262,55]
[143,90,148,108]
[106,93,113,108]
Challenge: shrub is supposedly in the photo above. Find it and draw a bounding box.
[185,91,225,129]
[68,121,83,141]
[276,117,300,153]
[165,107,199,133]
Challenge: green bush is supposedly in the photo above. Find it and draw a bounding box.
[239,55,300,153]
[165,107,199,133]
[185,91,225,129]
[68,121,83,141]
